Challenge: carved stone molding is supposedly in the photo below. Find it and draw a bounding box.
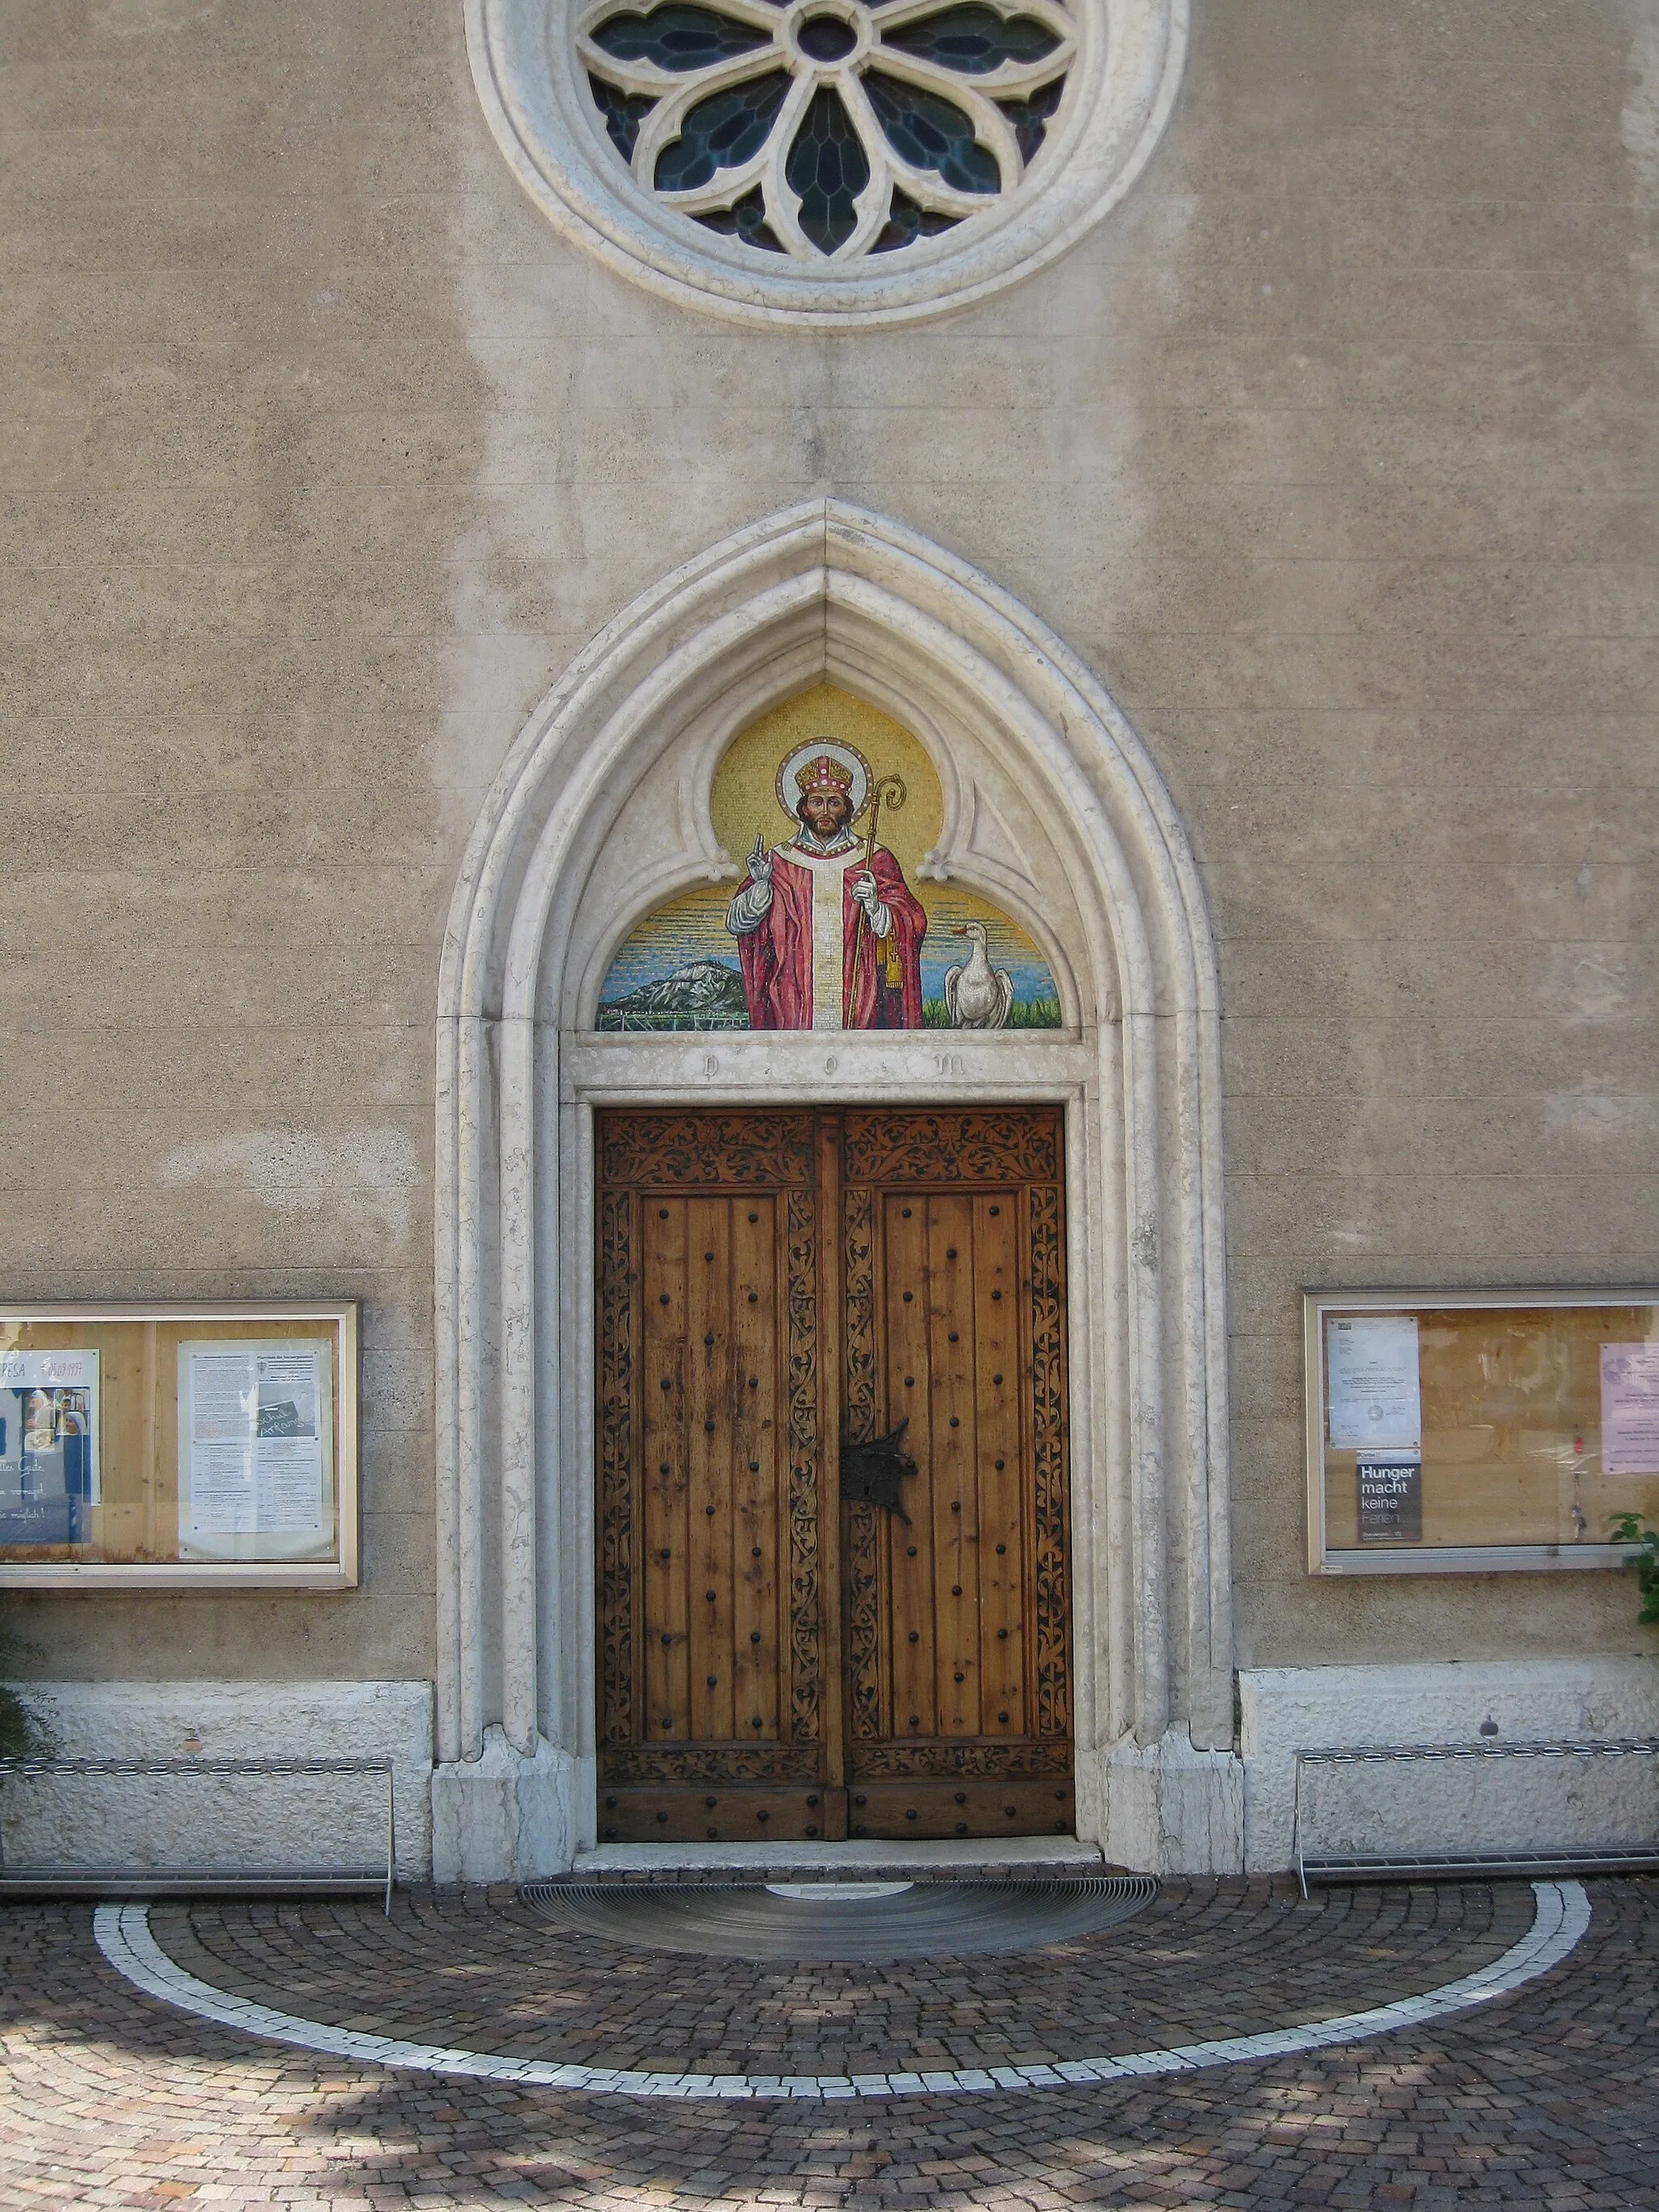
[434,501,1239,1877]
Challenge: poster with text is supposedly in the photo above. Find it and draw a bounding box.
[1325,1315,1422,1451]
[1356,1454,1423,1544]
[1600,1342,1659,1477]
[0,1345,100,1545]
[177,1340,334,1560]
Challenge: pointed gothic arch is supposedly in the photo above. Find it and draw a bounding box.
[431,501,1243,1879]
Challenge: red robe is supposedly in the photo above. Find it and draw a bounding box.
[736,844,926,1030]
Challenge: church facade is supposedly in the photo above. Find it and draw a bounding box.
[2,0,1657,1885]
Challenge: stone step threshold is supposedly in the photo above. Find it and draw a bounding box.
[569,1835,1109,1885]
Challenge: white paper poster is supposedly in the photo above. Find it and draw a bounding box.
[178,1340,331,1557]
[1600,1342,1659,1477]
[1326,1315,1422,1451]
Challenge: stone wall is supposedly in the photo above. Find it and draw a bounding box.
[5,0,1656,1703]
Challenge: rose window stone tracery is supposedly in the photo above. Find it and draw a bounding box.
[578,0,1075,262]
[467,1,1183,326]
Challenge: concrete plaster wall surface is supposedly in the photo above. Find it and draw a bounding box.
[1239,1660,1659,1872]
[2,0,1656,1689]
[1,1678,434,1877]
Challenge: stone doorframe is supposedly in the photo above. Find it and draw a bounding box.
[430,501,1243,1881]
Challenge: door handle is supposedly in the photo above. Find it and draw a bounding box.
[838,1420,918,1524]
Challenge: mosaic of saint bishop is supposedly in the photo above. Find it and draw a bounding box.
[725,742,926,1030]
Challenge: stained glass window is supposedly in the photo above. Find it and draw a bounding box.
[996,76,1065,164]
[864,72,999,194]
[591,6,773,70]
[696,185,786,251]
[871,185,959,253]
[787,87,871,253]
[576,0,1073,261]
[797,14,859,60]
[589,75,658,164]
[879,5,1061,72]
[655,72,793,192]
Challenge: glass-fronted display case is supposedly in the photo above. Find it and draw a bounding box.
[0,1303,358,1588]
[1306,1289,1659,1574]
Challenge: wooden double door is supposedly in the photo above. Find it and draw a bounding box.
[596,1106,1072,1843]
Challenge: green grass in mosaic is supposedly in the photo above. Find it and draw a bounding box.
[922,997,1061,1029]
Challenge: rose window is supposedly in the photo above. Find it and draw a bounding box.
[469,2,1183,326]
[578,0,1075,261]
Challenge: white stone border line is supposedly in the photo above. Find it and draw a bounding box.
[94,1882,1589,2102]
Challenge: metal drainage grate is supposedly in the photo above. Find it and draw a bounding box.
[0,1867,390,1900]
[520,1874,1158,1961]
[1300,1848,1659,1887]
[1290,1740,1659,1897]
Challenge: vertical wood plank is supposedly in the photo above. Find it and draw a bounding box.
[884,1190,934,1739]
[840,1178,885,1751]
[975,1191,1024,1736]
[732,1192,778,1742]
[641,1197,688,1742]
[814,1113,843,1794]
[928,1194,979,1738]
[686,1196,732,1743]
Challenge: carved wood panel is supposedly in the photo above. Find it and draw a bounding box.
[601,1112,814,1188]
[595,1110,831,1840]
[602,1744,822,1783]
[1029,1181,1071,1739]
[842,1109,1060,1187]
[596,1106,1072,1843]
[848,1738,1073,1777]
[598,1186,635,1745]
[842,1180,883,1745]
[785,1186,821,1741]
[839,1109,1073,1816]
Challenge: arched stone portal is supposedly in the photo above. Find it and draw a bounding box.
[430,501,1243,1880]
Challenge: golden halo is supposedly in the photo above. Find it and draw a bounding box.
[775,738,871,822]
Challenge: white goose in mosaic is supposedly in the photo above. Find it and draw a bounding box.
[943,920,1015,1029]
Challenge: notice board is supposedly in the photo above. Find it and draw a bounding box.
[0,1303,358,1588]
[1305,1290,1659,1574]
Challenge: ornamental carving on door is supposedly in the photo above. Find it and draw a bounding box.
[1030,1180,1069,1738]
[596,1113,824,1789]
[598,1184,637,1745]
[599,1110,816,1187]
[784,1184,822,1741]
[595,1105,1073,1840]
[841,1107,1060,1183]
[849,1738,1073,1778]
[840,1107,1070,1784]
[842,1181,884,1746]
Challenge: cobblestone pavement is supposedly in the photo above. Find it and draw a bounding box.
[2,1877,1655,2210]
